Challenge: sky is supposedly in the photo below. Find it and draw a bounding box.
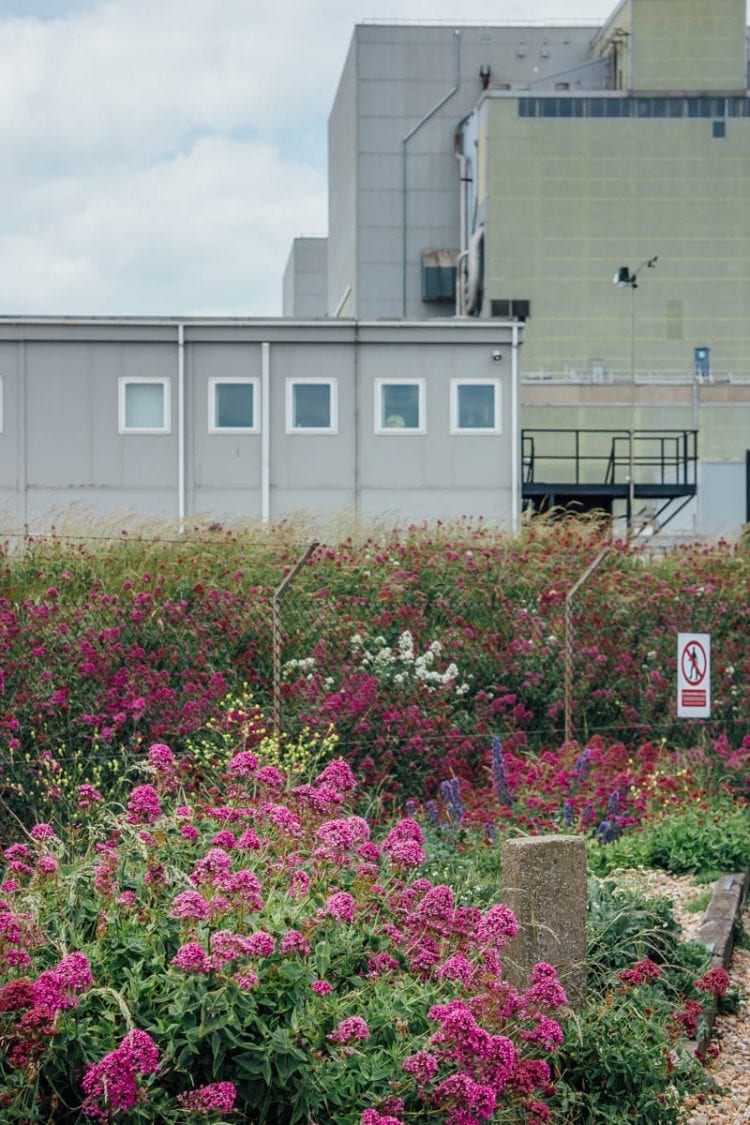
[0,0,615,317]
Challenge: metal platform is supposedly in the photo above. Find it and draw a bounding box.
[522,428,698,528]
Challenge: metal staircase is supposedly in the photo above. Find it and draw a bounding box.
[522,428,698,531]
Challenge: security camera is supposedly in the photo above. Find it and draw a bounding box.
[491,350,502,362]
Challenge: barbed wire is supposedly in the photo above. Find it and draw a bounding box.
[0,712,746,769]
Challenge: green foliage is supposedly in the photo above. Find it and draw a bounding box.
[588,804,750,877]
[586,877,709,999]
[549,877,715,1123]
[552,995,711,1124]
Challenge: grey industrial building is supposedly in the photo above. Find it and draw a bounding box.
[284,0,750,538]
[0,317,521,531]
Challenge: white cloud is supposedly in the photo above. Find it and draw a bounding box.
[0,0,615,316]
[0,134,325,313]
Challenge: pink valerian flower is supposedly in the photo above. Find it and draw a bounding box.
[32,952,93,1011]
[210,931,253,962]
[36,854,59,876]
[172,943,210,973]
[7,861,33,878]
[4,844,30,862]
[416,885,454,923]
[81,1029,160,1120]
[439,954,474,986]
[695,967,730,997]
[0,978,35,1012]
[280,930,311,956]
[523,1101,552,1123]
[177,1081,237,1114]
[191,848,232,885]
[234,970,259,989]
[77,784,103,809]
[433,1073,496,1121]
[477,904,517,950]
[325,891,356,923]
[367,953,400,977]
[316,816,370,852]
[384,838,425,868]
[291,782,346,814]
[254,766,284,789]
[210,830,237,850]
[245,931,275,957]
[619,957,662,988]
[312,980,333,995]
[382,818,424,847]
[289,869,310,899]
[147,743,175,770]
[175,805,193,820]
[523,963,568,1011]
[315,759,356,796]
[117,891,138,910]
[171,889,211,922]
[327,1016,370,1044]
[224,868,264,911]
[520,1017,564,1052]
[126,785,162,826]
[670,998,704,1039]
[237,827,262,850]
[226,751,258,777]
[30,823,56,841]
[6,949,31,968]
[403,1050,438,1085]
[507,1057,551,1097]
[361,1112,405,1125]
[263,804,303,837]
[358,842,380,863]
[180,825,199,841]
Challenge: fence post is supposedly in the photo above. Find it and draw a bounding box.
[501,834,588,1010]
[563,546,611,744]
[272,541,319,739]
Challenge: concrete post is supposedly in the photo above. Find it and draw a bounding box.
[501,834,587,1010]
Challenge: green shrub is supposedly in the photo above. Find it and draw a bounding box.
[588,804,750,877]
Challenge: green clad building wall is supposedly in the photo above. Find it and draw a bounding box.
[484,96,750,379]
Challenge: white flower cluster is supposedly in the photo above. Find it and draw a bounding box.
[282,656,317,681]
[351,630,469,696]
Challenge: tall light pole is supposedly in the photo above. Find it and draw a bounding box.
[613,255,658,384]
[613,255,657,536]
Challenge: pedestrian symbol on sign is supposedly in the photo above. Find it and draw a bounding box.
[677,633,711,719]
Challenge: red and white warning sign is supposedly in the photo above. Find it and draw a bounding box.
[677,633,711,718]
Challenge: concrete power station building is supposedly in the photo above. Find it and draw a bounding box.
[0,0,747,535]
[285,0,750,537]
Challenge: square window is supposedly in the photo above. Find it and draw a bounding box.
[118,379,170,434]
[209,378,258,433]
[286,380,337,433]
[451,380,501,434]
[375,380,425,434]
[712,120,726,139]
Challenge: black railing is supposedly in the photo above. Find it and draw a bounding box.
[522,428,698,489]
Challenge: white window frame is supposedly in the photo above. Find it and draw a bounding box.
[208,377,260,434]
[450,378,502,435]
[118,377,171,435]
[285,378,338,434]
[374,378,426,435]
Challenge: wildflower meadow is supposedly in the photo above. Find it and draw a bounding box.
[0,519,747,1122]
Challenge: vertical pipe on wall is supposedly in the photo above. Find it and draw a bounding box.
[261,342,271,523]
[177,323,185,534]
[19,340,28,538]
[353,321,360,518]
[511,322,520,532]
[401,29,461,316]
